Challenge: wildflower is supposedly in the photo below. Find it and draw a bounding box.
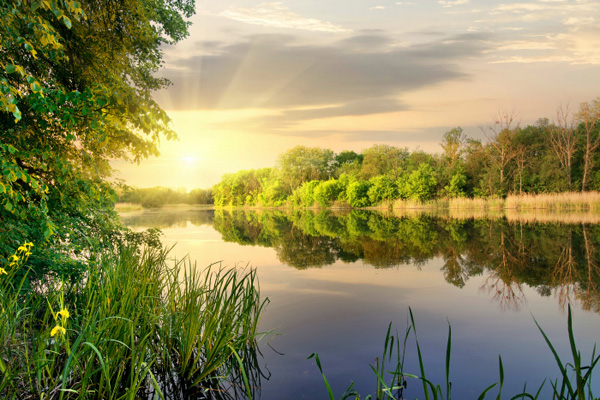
[56,308,70,320]
[50,325,66,337]
[0,267,6,275]
[9,254,19,262]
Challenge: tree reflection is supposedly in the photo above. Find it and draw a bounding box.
[206,209,600,314]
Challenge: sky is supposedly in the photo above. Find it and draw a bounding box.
[111,0,600,190]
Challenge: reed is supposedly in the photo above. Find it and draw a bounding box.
[505,192,600,212]
[310,306,599,400]
[113,202,144,212]
[0,243,267,399]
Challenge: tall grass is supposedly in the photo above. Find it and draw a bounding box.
[310,306,599,400]
[505,192,600,212]
[0,243,267,399]
[391,192,600,214]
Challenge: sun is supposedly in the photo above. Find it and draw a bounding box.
[181,155,198,165]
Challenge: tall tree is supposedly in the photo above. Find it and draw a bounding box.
[577,98,600,191]
[277,146,335,193]
[360,144,409,180]
[441,127,467,172]
[483,111,520,196]
[547,107,577,190]
[0,0,195,272]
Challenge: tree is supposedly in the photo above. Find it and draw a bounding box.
[483,111,520,196]
[367,176,398,205]
[360,144,409,180]
[314,180,343,208]
[441,127,467,172]
[277,146,335,193]
[403,163,438,201]
[346,180,373,207]
[547,107,577,190]
[577,98,600,191]
[0,0,195,273]
[443,167,467,198]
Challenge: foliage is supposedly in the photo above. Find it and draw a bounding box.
[443,167,467,198]
[210,98,600,209]
[401,163,438,201]
[120,186,213,208]
[289,180,321,207]
[346,180,373,208]
[277,146,335,193]
[368,175,398,205]
[314,179,343,207]
[360,144,409,180]
[0,0,195,273]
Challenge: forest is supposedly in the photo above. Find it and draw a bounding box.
[212,105,600,208]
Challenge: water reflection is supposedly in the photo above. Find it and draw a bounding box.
[120,208,600,313]
[208,209,600,314]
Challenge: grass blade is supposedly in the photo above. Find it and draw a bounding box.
[308,353,335,400]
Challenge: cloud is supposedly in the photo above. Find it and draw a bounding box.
[246,98,409,130]
[157,31,492,116]
[219,2,351,33]
[438,0,469,7]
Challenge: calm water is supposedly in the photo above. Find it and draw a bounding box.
[121,208,600,399]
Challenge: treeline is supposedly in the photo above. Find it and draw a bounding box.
[213,99,600,208]
[119,186,213,208]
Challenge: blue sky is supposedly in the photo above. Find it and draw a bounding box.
[112,0,600,189]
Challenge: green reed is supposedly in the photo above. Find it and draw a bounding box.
[0,243,267,399]
[310,306,599,400]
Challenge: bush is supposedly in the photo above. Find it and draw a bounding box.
[314,180,343,207]
[346,180,373,207]
[367,176,398,205]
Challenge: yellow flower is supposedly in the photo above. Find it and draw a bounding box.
[50,325,66,337]
[9,254,19,262]
[56,308,70,320]
[25,242,34,248]
[18,245,27,252]
[0,267,6,275]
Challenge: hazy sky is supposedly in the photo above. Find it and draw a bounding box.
[111,0,600,190]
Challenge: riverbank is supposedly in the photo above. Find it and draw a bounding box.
[118,192,600,225]
[0,241,265,399]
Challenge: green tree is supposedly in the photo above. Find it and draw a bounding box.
[333,150,363,177]
[577,98,600,191]
[277,146,335,193]
[346,180,373,207]
[313,180,342,207]
[443,167,467,198]
[367,176,398,205]
[441,127,467,171]
[404,163,438,201]
[0,0,195,272]
[360,144,409,180]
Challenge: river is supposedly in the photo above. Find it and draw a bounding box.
[121,207,600,399]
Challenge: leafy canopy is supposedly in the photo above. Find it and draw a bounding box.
[0,0,195,274]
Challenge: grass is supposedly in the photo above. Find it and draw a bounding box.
[113,202,143,212]
[310,306,599,400]
[390,192,600,215]
[0,242,267,399]
[505,192,600,212]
